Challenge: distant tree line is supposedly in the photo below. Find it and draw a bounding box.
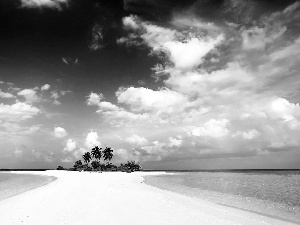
[57,146,142,172]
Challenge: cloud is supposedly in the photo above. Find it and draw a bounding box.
[32,149,55,162]
[117,87,188,112]
[54,127,67,138]
[191,119,229,138]
[87,92,103,106]
[63,138,77,152]
[119,15,224,70]
[61,156,73,163]
[241,26,287,50]
[84,131,101,149]
[0,89,14,98]
[233,129,260,140]
[73,148,88,159]
[20,0,69,10]
[50,91,63,105]
[89,24,104,51]
[168,137,182,147]
[0,102,40,122]
[240,2,300,50]
[163,35,224,70]
[123,16,140,30]
[125,134,148,146]
[41,84,50,91]
[86,3,300,165]
[17,89,40,103]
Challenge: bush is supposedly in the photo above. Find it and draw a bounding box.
[56,166,65,170]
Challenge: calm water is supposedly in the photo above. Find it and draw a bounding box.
[144,170,300,223]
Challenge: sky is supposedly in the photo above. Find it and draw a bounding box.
[0,0,300,170]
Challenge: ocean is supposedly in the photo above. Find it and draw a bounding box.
[0,172,56,201]
[144,170,300,224]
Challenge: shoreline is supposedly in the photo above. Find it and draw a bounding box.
[0,172,57,202]
[143,171,300,224]
[0,170,297,225]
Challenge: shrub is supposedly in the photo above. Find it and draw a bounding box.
[56,166,65,170]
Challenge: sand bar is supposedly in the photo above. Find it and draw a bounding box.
[0,170,297,225]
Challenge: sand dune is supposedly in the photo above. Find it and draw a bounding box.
[0,171,296,225]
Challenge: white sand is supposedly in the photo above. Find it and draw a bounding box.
[0,170,296,225]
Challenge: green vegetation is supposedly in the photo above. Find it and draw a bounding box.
[57,146,142,172]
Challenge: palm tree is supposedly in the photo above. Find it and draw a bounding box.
[91,146,102,162]
[103,147,113,161]
[82,152,92,166]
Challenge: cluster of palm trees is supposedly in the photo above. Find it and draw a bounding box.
[82,146,113,166]
[62,146,142,172]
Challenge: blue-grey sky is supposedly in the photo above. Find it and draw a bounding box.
[0,0,300,170]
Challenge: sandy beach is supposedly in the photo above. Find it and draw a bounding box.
[0,171,297,225]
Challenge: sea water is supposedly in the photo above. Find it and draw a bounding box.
[0,172,56,201]
[144,170,300,223]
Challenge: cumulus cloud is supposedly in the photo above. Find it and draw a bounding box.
[50,91,61,105]
[87,92,103,106]
[54,127,67,138]
[0,89,14,98]
[84,131,101,149]
[17,89,40,103]
[125,134,148,146]
[20,0,69,10]
[73,148,88,159]
[117,87,188,112]
[0,102,40,122]
[119,15,224,70]
[63,138,77,152]
[191,119,229,138]
[41,84,50,91]
[87,2,300,164]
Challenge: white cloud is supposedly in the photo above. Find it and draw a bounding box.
[163,35,224,70]
[84,131,101,149]
[20,0,69,10]
[54,127,67,138]
[269,37,300,62]
[98,101,120,112]
[125,134,148,146]
[17,89,40,103]
[191,119,229,138]
[0,102,40,122]
[87,92,103,106]
[73,148,88,159]
[64,138,77,152]
[233,129,260,140]
[50,91,59,99]
[41,84,50,91]
[61,156,73,163]
[0,89,14,98]
[168,137,182,147]
[88,4,300,164]
[50,91,62,105]
[117,87,188,112]
[120,15,223,70]
[123,15,140,30]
